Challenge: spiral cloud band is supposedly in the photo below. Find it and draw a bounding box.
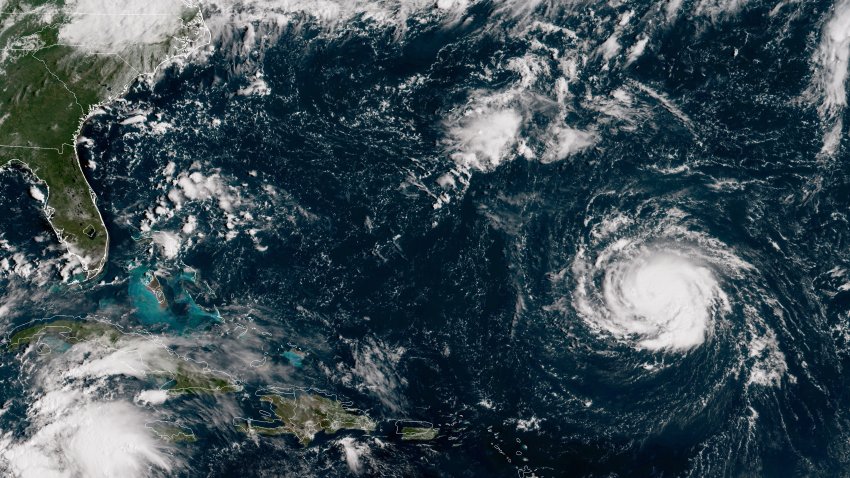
[573,211,738,352]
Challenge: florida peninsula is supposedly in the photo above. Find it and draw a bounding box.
[0,0,209,278]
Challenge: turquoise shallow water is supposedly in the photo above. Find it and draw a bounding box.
[282,350,306,367]
[5,0,850,476]
[128,266,219,331]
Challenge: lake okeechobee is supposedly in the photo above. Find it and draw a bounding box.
[3,1,850,476]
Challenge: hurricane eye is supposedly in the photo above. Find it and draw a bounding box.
[575,238,732,351]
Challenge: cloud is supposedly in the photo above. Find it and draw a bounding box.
[446,108,523,173]
[337,337,407,413]
[1,398,173,478]
[0,330,179,478]
[338,437,371,475]
[542,126,596,163]
[809,0,850,155]
[152,231,181,260]
[58,0,187,49]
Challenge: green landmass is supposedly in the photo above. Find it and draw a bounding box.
[7,318,239,397]
[147,422,197,443]
[239,393,377,445]
[400,426,439,441]
[164,364,241,395]
[0,0,208,279]
[7,318,120,350]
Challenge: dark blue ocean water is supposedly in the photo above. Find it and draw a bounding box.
[5,1,850,476]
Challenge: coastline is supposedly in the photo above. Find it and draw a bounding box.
[0,1,213,281]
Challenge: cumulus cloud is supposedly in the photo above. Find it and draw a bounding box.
[446,108,523,172]
[0,335,177,477]
[168,171,239,212]
[338,437,371,475]
[747,330,788,388]
[809,0,850,155]
[666,0,684,21]
[28,186,45,203]
[60,339,168,381]
[626,36,649,65]
[58,0,187,48]
[694,0,749,18]
[1,399,173,478]
[136,389,170,406]
[337,337,407,413]
[152,231,181,259]
[542,126,596,163]
[236,71,272,96]
[0,236,88,286]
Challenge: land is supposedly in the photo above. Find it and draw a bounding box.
[240,393,377,445]
[7,317,240,396]
[165,364,242,395]
[144,272,168,308]
[400,426,439,441]
[7,319,434,449]
[146,421,197,443]
[6,318,120,350]
[0,0,209,279]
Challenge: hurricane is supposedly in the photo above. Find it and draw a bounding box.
[575,231,732,351]
[3,0,850,476]
[544,198,797,448]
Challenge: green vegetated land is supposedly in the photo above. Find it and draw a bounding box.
[7,318,439,448]
[0,0,208,278]
[400,426,439,441]
[165,363,242,395]
[6,318,120,349]
[7,317,240,396]
[240,393,378,445]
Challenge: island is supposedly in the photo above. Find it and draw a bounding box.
[239,393,377,445]
[146,421,197,443]
[399,426,439,441]
[0,0,209,279]
[164,364,242,395]
[6,318,120,350]
[6,317,240,396]
[144,271,169,309]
